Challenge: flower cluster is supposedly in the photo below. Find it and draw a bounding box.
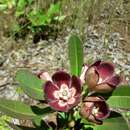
[80,60,121,124]
[38,60,121,124]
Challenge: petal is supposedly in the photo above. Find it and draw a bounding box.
[95,83,114,93]
[84,96,102,102]
[85,67,99,91]
[80,65,89,84]
[80,102,94,118]
[44,81,59,101]
[69,87,76,97]
[38,71,52,81]
[68,95,81,109]
[88,114,102,125]
[94,100,110,120]
[107,75,121,87]
[60,84,69,91]
[49,100,68,112]
[91,60,101,67]
[96,62,114,81]
[71,76,81,95]
[68,97,76,105]
[53,91,60,99]
[52,71,71,88]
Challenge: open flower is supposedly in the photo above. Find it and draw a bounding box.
[80,96,110,124]
[41,71,81,112]
[82,60,121,93]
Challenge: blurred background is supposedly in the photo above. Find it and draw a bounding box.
[0,0,130,129]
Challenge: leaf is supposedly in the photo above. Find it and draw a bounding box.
[68,35,83,76]
[15,0,27,16]
[0,98,37,119]
[0,4,7,11]
[33,116,42,127]
[32,116,51,129]
[27,10,47,26]
[16,69,44,100]
[47,3,60,18]
[0,98,54,119]
[94,111,128,130]
[107,86,130,109]
[7,122,41,130]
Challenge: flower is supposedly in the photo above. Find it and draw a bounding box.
[80,96,110,124]
[82,60,121,93]
[41,71,81,112]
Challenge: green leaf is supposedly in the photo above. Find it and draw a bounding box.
[0,98,54,120]
[32,116,51,129]
[0,4,7,11]
[33,116,42,127]
[47,3,60,18]
[15,0,27,16]
[68,35,83,76]
[94,112,128,130]
[0,99,37,119]
[107,86,130,109]
[16,69,44,100]
[27,10,47,26]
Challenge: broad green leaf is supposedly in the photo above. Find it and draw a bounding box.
[32,116,51,129]
[33,116,42,127]
[94,112,128,130]
[16,69,44,100]
[107,86,130,109]
[68,35,83,76]
[0,98,54,120]
[0,99,37,119]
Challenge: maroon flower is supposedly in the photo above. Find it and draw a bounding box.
[41,71,81,112]
[80,96,110,124]
[82,60,121,93]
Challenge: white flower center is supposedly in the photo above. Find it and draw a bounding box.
[53,84,76,106]
[62,90,68,96]
[59,84,71,100]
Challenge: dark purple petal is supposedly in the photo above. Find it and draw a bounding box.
[91,60,101,67]
[48,100,69,112]
[94,100,110,120]
[71,76,81,95]
[52,71,71,88]
[107,75,121,87]
[44,81,59,101]
[96,62,114,80]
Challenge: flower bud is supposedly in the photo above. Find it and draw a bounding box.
[80,96,110,124]
[85,61,121,93]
